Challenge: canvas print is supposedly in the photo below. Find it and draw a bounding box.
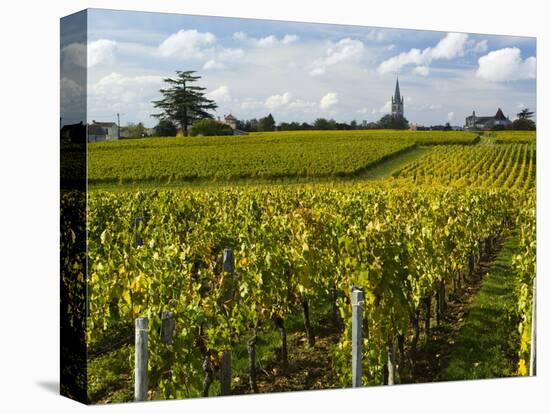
[60,8,537,404]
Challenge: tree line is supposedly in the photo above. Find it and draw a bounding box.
[145,70,534,137]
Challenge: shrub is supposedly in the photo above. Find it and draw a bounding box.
[189,119,234,136]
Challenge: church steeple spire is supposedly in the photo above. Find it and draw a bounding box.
[391,76,404,117]
[394,77,401,102]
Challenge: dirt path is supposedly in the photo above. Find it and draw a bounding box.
[232,321,341,394]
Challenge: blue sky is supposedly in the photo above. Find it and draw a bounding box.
[71,8,537,127]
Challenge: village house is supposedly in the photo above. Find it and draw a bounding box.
[219,113,248,135]
[88,120,119,142]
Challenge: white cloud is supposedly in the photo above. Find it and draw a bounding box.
[310,38,365,76]
[61,43,86,67]
[309,67,326,76]
[378,33,468,74]
[265,92,293,109]
[325,38,365,65]
[476,47,536,82]
[240,99,264,110]
[218,48,244,60]
[380,100,392,113]
[447,111,455,122]
[207,85,232,103]
[473,40,488,54]
[257,35,277,47]
[91,72,164,100]
[158,29,216,59]
[288,99,317,110]
[366,29,385,42]
[282,34,299,45]
[61,77,82,97]
[88,72,166,122]
[233,32,299,47]
[60,77,84,115]
[378,48,428,74]
[203,60,225,70]
[430,33,468,59]
[319,92,339,110]
[413,66,430,76]
[88,39,117,67]
[233,32,247,41]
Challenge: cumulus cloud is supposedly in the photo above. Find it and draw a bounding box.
[310,38,365,76]
[447,111,455,122]
[233,32,299,47]
[476,47,536,82]
[282,34,299,44]
[62,39,129,69]
[158,29,216,59]
[430,33,468,59]
[203,60,225,70]
[88,39,117,67]
[319,92,339,110]
[288,99,317,110]
[380,100,392,113]
[61,42,86,68]
[88,72,166,121]
[60,77,84,115]
[218,48,244,60]
[257,35,278,47]
[233,32,247,41]
[207,85,232,103]
[238,92,316,113]
[413,66,430,76]
[61,77,83,97]
[240,99,264,110]
[157,29,244,69]
[91,72,164,101]
[473,40,488,54]
[366,29,385,42]
[378,33,468,74]
[265,92,293,109]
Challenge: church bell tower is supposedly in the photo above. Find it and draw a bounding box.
[391,77,404,117]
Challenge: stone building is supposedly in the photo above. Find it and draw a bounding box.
[88,121,119,142]
[222,113,238,130]
[465,108,511,130]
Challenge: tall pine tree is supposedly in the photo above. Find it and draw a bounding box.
[152,71,217,137]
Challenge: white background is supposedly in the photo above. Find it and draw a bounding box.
[0,0,546,412]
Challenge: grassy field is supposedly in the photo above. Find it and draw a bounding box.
[443,232,521,380]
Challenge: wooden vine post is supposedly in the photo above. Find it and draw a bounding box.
[135,317,148,402]
[530,277,536,376]
[160,311,175,343]
[387,337,397,385]
[351,286,365,387]
[220,248,234,396]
